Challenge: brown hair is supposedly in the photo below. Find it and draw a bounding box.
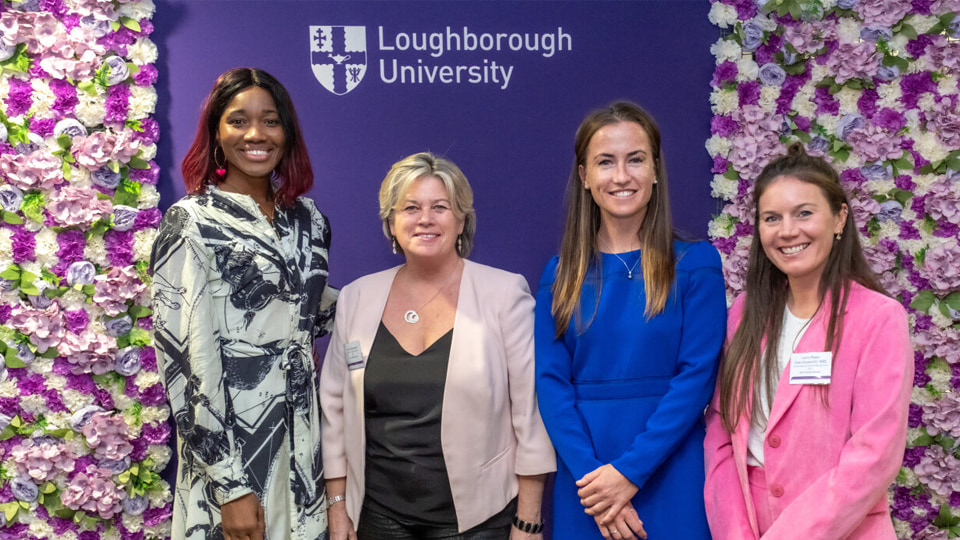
[718,142,882,432]
[551,101,675,336]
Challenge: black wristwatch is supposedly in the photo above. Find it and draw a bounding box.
[512,515,544,534]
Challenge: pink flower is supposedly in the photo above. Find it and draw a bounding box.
[914,445,960,497]
[922,392,960,439]
[59,467,125,519]
[921,244,960,294]
[722,239,751,297]
[48,185,113,228]
[914,324,960,364]
[0,13,21,48]
[824,42,880,84]
[0,150,66,191]
[782,21,832,55]
[73,132,117,171]
[93,266,146,316]
[925,36,960,76]
[930,96,960,150]
[22,13,61,55]
[925,176,960,224]
[111,128,141,163]
[82,412,133,461]
[39,47,99,81]
[846,125,903,163]
[856,0,912,26]
[863,243,897,274]
[847,191,881,230]
[59,329,117,375]
[10,439,76,482]
[8,303,66,354]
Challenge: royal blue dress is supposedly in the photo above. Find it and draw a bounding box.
[535,241,726,540]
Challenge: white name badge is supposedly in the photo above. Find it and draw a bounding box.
[789,352,832,385]
[345,341,365,371]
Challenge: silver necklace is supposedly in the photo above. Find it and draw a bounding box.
[600,240,641,279]
[402,261,461,324]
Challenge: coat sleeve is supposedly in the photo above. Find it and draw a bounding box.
[760,300,913,540]
[500,274,556,475]
[610,243,727,489]
[151,207,252,505]
[319,283,351,479]
[534,260,605,480]
[703,296,756,540]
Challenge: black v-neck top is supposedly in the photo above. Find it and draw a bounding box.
[363,321,457,525]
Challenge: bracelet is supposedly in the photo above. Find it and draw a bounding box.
[512,515,544,534]
[327,494,345,508]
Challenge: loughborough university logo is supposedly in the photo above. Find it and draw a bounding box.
[310,26,367,96]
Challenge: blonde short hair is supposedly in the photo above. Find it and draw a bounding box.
[378,152,477,257]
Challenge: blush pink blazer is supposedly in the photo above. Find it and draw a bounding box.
[320,260,555,532]
[704,282,913,540]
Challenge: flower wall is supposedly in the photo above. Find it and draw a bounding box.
[708,0,960,537]
[0,0,171,539]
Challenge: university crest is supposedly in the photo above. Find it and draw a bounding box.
[310,26,367,96]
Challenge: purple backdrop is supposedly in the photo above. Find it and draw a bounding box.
[154,0,720,290]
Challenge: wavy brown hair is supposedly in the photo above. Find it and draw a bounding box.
[551,101,675,337]
[718,142,882,432]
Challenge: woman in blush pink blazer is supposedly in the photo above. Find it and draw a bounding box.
[703,143,913,540]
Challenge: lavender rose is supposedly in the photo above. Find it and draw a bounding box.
[0,121,7,142]
[807,135,830,154]
[742,20,765,52]
[70,405,104,432]
[103,56,131,86]
[66,261,97,286]
[28,294,52,309]
[79,14,112,37]
[860,162,892,181]
[123,494,149,516]
[876,64,900,82]
[16,142,41,155]
[0,185,23,212]
[103,315,133,337]
[759,63,786,86]
[0,42,14,62]
[15,342,34,364]
[114,346,142,376]
[837,0,858,8]
[90,166,122,190]
[111,205,139,232]
[11,477,38,502]
[836,113,865,140]
[877,200,903,222]
[54,119,88,140]
[98,456,131,474]
[860,26,892,42]
[0,413,10,431]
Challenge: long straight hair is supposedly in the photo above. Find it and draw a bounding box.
[181,67,313,207]
[718,142,883,432]
[551,102,675,337]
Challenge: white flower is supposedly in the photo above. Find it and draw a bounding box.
[792,91,817,118]
[85,235,108,268]
[864,179,895,193]
[810,63,831,81]
[135,369,161,389]
[917,94,937,111]
[758,86,779,113]
[0,78,9,101]
[705,135,733,157]
[893,518,912,539]
[147,444,173,470]
[0,379,16,398]
[103,527,121,540]
[44,411,71,431]
[58,288,88,311]
[117,0,156,21]
[737,57,759,81]
[61,389,95,411]
[139,183,160,208]
[878,220,900,240]
[929,306,954,330]
[75,93,106,128]
[28,356,54,376]
[58,531,78,540]
[20,394,48,415]
[145,522,172,539]
[139,143,157,161]
[122,513,145,533]
[30,81,56,116]
[835,87,860,115]
[711,175,739,201]
[708,2,739,28]
[817,114,839,135]
[756,14,778,32]
[910,385,936,405]
[87,314,107,335]
[140,405,170,424]
[0,229,13,268]
[134,228,158,262]
[68,166,93,189]
[708,219,732,239]
[113,393,135,411]
[888,34,909,58]
[23,219,41,233]
[927,358,953,392]
[937,75,958,95]
[912,173,938,192]
[911,15,940,33]
[128,86,158,120]
[45,374,68,393]
[913,131,951,162]
[710,89,739,115]
[710,38,742,63]
[28,514,53,537]
[20,261,42,279]
[127,38,159,65]
[836,18,862,44]
[34,228,59,268]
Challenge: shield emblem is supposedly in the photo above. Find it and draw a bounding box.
[310,26,367,96]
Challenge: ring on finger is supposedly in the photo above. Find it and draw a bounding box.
[612,530,620,537]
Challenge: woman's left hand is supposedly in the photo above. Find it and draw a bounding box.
[576,464,639,524]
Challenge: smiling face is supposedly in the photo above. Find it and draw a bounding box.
[579,121,657,234]
[217,86,286,184]
[757,175,848,291]
[389,175,465,264]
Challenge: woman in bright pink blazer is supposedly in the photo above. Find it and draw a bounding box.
[703,143,913,540]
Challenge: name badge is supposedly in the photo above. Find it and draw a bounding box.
[345,341,365,371]
[789,352,832,385]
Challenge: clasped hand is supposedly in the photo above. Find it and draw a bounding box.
[221,492,265,540]
[576,464,646,539]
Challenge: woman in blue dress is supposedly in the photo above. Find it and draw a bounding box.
[535,102,727,540]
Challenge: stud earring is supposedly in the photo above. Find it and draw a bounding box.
[835,231,843,241]
[214,146,227,177]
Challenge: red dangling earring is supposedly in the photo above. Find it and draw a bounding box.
[214,146,227,177]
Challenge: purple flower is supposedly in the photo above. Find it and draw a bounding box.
[873,108,907,131]
[104,83,130,126]
[114,346,141,376]
[860,25,892,41]
[129,161,160,185]
[877,200,903,222]
[122,494,148,516]
[133,207,161,231]
[132,117,159,145]
[742,19,765,52]
[11,228,36,264]
[141,421,171,446]
[140,347,157,371]
[139,383,167,407]
[908,403,924,429]
[142,503,173,527]
[66,261,96,286]
[53,118,87,140]
[793,115,810,132]
[103,56,130,86]
[712,61,738,88]
[857,88,879,119]
[10,477,38,502]
[758,63,786,86]
[90,166,122,190]
[110,205,138,232]
[104,229,134,267]
[901,71,937,109]
[712,155,730,174]
[876,64,900,82]
[861,162,892,181]
[5,79,33,118]
[813,86,840,115]
[133,64,158,87]
[70,405,103,432]
[914,445,960,496]
[903,445,925,468]
[29,117,55,139]
[0,305,10,325]
[98,457,130,474]
[57,229,86,264]
[0,185,24,212]
[103,315,132,337]
[49,80,79,117]
[836,114,866,141]
[711,115,739,137]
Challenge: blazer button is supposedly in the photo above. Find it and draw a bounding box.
[768,434,781,448]
[770,484,784,497]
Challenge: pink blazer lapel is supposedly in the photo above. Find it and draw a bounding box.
[766,306,830,434]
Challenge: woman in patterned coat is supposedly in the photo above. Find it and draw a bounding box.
[151,68,337,540]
